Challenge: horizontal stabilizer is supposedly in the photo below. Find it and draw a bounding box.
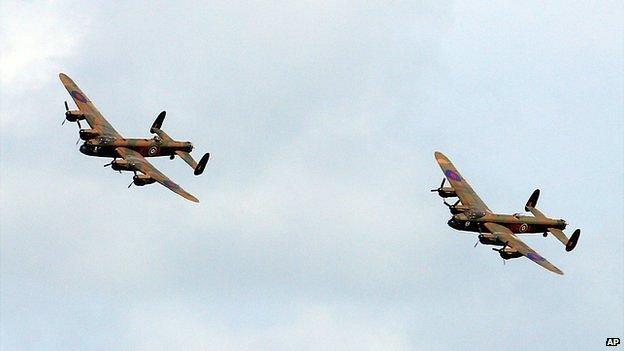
[525,189,540,211]
[526,206,546,218]
[548,228,569,246]
[175,150,197,169]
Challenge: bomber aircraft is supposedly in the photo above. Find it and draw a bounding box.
[59,73,210,202]
[431,151,580,275]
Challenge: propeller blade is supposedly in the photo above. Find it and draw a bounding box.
[128,181,133,188]
[76,137,81,145]
[64,101,69,111]
[77,120,82,129]
[61,119,66,126]
[431,178,447,192]
[474,240,479,248]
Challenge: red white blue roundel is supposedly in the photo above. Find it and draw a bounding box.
[526,252,544,261]
[444,170,461,181]
[520,223,528,232]
[148,146,158,156]
[71,91,88,103]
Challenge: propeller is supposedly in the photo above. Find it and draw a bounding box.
[62,101,69,125]
[443,199,460,209]
[491,242,507,253]
[473,225,485,248]
[128,173,136,188]
[491,247,507,265]
[430,178,446,192]
[104,158,116,167]
[62,100,81,128]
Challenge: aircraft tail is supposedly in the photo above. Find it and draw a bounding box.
[176,151,210,175]
[150,111,210,175]
[525,189,581,251]
[525,189,540,211]
[547,228,581,251]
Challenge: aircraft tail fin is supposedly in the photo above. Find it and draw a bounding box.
[175,151,210,175]
[151,111,166,133]
[566,229,580,252]
[547,228,581,252]
[525,189,540,211]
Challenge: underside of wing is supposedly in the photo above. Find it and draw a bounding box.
[59,73,121,137]
[115,147,199,203]
[434,152,491,212]
[483,222,563,275]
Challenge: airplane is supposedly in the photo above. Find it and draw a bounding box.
[431,151,580,275]
[59,73,210,203]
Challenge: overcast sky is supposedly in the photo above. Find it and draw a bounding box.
[1,1,622,350]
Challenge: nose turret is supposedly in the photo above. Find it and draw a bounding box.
[447,217,460,229]
[79,144,90,155]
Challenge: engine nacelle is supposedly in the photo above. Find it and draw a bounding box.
[65,110,86,122]
[478,234,505,246]
[79,128,99,140]
[498,247,522,260]
[133,174,156,186]
[110,160,134,172]
[449,204,470,215]
[436,188,457,198]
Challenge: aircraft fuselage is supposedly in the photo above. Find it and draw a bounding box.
[79,136,193,158]
[447,212,566,234]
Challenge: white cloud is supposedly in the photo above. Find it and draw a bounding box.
[122,302,409,351]
[0,1,86,90]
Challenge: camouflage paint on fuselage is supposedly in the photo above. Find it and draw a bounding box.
[79,136,193,158]
[447,211,567,234]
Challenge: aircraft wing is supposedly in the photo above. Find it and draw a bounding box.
[115,147,199,203]
[59,73,121,137]
[434,152,491,212]
[483,222,563,275]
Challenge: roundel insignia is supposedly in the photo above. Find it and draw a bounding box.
[526,252,544,261]
[163,180,180,189]
[520,223,528,232]
[70,91,88,103]
[444,170,461,181]
[148,146,158,156]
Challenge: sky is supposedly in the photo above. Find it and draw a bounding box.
[1,1,622,350]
